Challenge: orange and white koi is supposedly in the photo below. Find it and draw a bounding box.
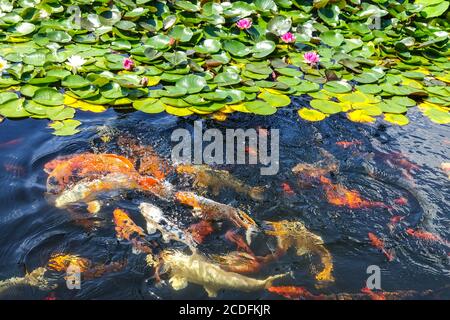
[176,164,265,201]
[368,232,394,261]
[53,173,172,208]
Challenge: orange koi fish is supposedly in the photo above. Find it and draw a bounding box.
[175,191,259,239]
[320,176,389,209]
[225,230,253,254]
[394,197,408,206]
[188,220,214,244]
[336,140,362,149]
[113,208,153,254]
[361,287,386,300]
[406,229,448,245]
[281,182,295,196]
[388,215,404,232]
[268,286,324,300]
[44,153,138,194]
[382,152,420,173]
[441,162,450,179]
[368,232,394,261]
[83,260,127,280]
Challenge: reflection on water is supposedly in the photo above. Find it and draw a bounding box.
[0,107,449,300]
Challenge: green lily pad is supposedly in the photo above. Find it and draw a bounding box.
[32,88,64,106]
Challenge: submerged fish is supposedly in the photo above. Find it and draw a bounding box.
[175,191,259,243]
[211,251,261,274]
[53,173,171,208]
[368,232,394,261]
[319,176,389,209]
[176,164,265,201]
[156,249,288,297]
[187,220,214,244]
[335,140,362,149]
[139,202,197,249]
[116,135,172,180]
[225,229,253,254]
[264,220,334,284]
[291,150,339,187]
[441,162,450,179]
[0,268,55,296]
[406,228,449,245]
[47,254,91,272]
[268,286,324,300]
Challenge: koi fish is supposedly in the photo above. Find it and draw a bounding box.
[175,191,259,244]
[361,287,386,300]
[225,229,253,254]
[441,162,450,179]
[44,153,138,194]
[406,229,448,245]
[319,176,389,209]
[267,286,324,300]
[245,146,258,157]
[335,140,362,149]
[388,215,404,232]
[292,163,338,181]
[156,249,289,297]
[113,208,153,255]
[381,152,420,173]
[264,220,334,284]
[83,260,128,280]
[176,164,265,201]
[0,268,56,296]
[53,173,170,208]
[0,138,23,149]
[211,251,261,274]
[394,197,408,206]
[47,254,91,272]
[281,182,295,196]
[368,232,394,261]
[139,202,197,249]
[116,136,172,180]
[187,220,214,244]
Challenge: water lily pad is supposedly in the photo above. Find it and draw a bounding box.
[384,113,409,126]
[133,99,165,113]
[310,99,342,114]
[253,40,276,58]
[258,90,291,107]
[323,81,352,93]
[298,108,327,121]
[244,100,277,115]
[32,88,64,106]
[0,98,31,118]
[62,75,91,89]
[176,75,207,94]
[49,119,81,136]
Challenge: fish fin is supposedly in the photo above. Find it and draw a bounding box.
[146,223,157,235]
[169,276,188,291]
[249,186,266,201]
[204,286,218,298]
[245,226,258,245]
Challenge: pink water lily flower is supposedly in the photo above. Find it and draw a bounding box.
[236,18,252,30]
[123,57,134,71]
[280,32,296,43]
[303,51,320,65]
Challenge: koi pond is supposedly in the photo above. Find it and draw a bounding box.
[0,106,448,300]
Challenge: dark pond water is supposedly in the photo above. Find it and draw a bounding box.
[0,104,449,300]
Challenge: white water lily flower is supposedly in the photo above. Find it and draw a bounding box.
[0,56,8,73]
[66,55,86,73]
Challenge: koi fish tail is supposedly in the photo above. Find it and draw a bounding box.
[382,248,395,262]
[264,272,291,289]
[249,186,266,201]
[315,247,335,283]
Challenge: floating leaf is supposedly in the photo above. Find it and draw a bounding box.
[258,90,291,107]
[347,110,376,123]
[298,108,327,121]
[49,119,82,136]
[384,113,409,126]
[32,88,64,106]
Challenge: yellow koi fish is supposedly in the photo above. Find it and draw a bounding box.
[176,164,265,201]
[264,220,334,285]
[153,250,288,297]
[0,268,56,296]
